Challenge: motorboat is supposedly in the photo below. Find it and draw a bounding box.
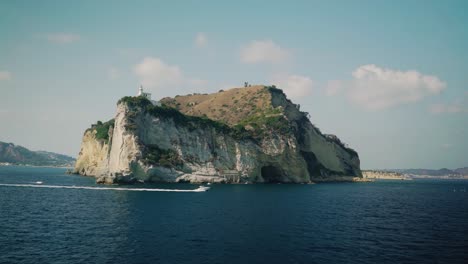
[197,185,210,191]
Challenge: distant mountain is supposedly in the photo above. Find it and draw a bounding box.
[389,168,467,176]
[454,167,468,175]
[0,141,75,167]
[400,168,459,176]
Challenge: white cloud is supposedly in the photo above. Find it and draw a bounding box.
[240,40,290,64]
[325,80,342,96]
[195,33,207,47]
[271,74,313,99]
[0,71,12,81]
[348,64,446,110]
[134,57,183,89]
[430,95,468,114]
[46,33,81,44]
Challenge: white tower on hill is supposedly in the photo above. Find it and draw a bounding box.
[136,85,161,106]
[137,85,152,100]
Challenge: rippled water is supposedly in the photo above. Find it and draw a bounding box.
[1,166,467,264]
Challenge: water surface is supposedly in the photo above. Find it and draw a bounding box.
[1,166,467,263]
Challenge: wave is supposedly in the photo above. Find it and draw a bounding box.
[0,183,209,192]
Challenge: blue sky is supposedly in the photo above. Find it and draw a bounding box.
[0,0,467,169]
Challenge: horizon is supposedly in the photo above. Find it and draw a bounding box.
[1,0,467,169]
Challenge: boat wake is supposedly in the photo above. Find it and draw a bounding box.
[0,183,210,192]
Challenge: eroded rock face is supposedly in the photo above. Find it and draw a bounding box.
[74,130,109,176]
[74,86,362,184]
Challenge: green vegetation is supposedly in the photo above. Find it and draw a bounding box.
[92,119,115,143]
[118,96,153,107]
[118,96,253,140]
[118,95,293,141]
[143,144,183,168]
[237,106,290,137]
[265,85,283,94]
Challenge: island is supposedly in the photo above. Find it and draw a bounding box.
[73,85,362,184]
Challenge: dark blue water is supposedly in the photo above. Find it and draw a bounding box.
[0,166,467,264]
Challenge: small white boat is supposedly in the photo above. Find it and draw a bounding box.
[35,181,43,185]
[197,186,210,191]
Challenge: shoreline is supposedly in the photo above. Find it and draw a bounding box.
[0,164,74,169]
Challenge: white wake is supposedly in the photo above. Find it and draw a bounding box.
[0,183,209,192]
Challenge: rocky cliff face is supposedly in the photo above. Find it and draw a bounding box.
[74,86,361,184]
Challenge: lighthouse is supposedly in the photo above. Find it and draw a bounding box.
[136,85,161,106]
[137,85,152,100]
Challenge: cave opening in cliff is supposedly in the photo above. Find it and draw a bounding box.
[261,166,284,183]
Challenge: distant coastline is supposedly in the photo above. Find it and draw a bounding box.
[362,170,411,180]
[363,169,468,180]
[0,141,75,168]
[0,162,74,169]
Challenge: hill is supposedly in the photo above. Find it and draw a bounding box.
[454,167,468,175]
[0,141,75,167]
[161,85,279,125]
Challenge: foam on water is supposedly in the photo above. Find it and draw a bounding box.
[0,183,209,192]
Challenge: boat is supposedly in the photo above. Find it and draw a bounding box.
[35,181,43,185]
[197,185,210,191]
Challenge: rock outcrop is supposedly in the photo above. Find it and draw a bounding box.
[362,170,411,180]
[74,86,361,184]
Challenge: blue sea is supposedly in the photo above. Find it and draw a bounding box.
[0,166,467,264]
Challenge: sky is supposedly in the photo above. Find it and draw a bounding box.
[0,0,467,169]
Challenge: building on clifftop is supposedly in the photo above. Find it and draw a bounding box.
[137,85,161,106]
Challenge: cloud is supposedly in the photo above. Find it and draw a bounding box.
[0,71,12,81]
[195,33,207,47]
[430,95,468,114]
[348,64,446,110]
[325,80,342,96]
[271,74,313,99]
[240,40,290,64]
[134,57,183,89]
[46,33,81,44]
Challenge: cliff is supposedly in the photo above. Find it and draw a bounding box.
[362,170,411,180]
[74,85,361,184]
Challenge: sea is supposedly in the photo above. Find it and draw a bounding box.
[0,166,467,264]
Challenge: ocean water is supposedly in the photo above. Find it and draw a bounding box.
[0,166,467,264]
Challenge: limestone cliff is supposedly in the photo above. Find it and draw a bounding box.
[74,86,361,184]
[362,170,411,180]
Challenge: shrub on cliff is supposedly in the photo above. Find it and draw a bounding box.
[143,144,183,168]
[118,96,152,107]
[93,119,115,143]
